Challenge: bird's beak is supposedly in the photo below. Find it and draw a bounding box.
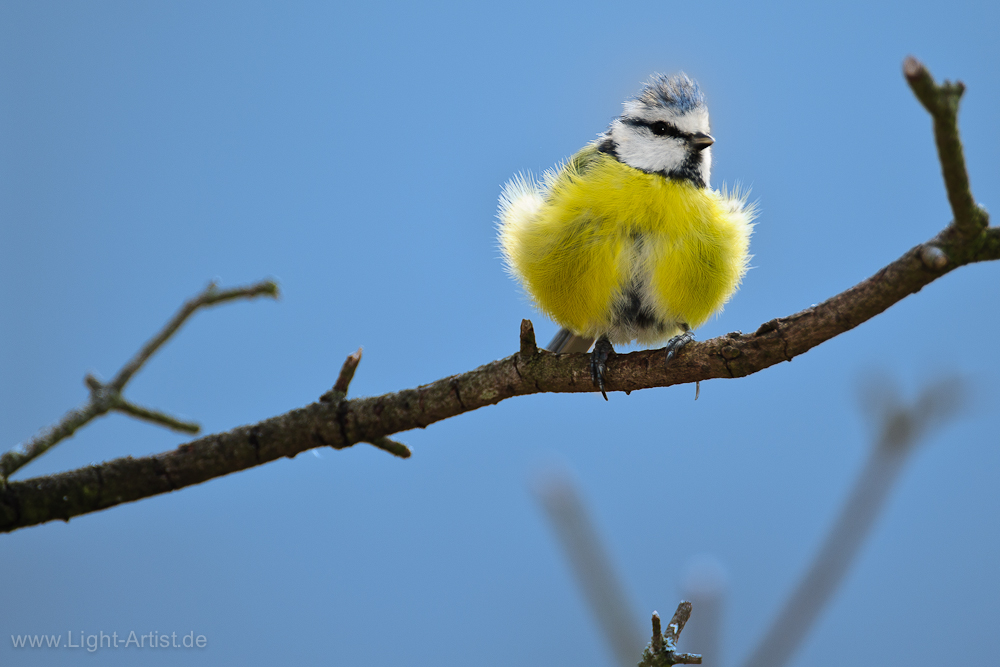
[690,132,714,151]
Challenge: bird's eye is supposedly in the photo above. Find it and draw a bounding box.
[650,121,670,136]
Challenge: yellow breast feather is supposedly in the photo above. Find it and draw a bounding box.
[498,145,753,346]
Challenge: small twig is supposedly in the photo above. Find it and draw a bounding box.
[666,652,702,664]
[109,279,278,392]
[112,398,200,434]
[651,612,664,653]
[639,602,703,666]
[663,602,692,649]
[334,349,363,393]
[365,436,411,459]
[0,279,278,480]
[665,651,703,664]
[320,348,363,402]
[319,349,412,458]
[0,404,104,482]
[519,319,537,356]
[903,56,987,237]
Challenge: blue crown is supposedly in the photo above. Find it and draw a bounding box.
[635,74,705,113]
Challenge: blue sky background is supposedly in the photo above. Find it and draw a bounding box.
[1,2,998,665]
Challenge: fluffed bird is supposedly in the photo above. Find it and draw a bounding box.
[498,74,754,399]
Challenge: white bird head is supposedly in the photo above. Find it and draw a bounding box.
[600,74,714,187]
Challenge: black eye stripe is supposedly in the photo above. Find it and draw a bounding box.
[622,118,688,139]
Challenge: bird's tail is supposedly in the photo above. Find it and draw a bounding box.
[546,328,595,354]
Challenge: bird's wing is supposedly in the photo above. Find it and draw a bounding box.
[546,328,595,353]
[564,142,604,177]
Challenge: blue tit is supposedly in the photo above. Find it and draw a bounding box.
[498,74,754,398]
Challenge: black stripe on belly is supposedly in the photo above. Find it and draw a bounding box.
[612,284,674,338]
[615,288,658,329]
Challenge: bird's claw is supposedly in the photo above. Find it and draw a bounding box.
[590,337,614,400]
[664,330,695,364]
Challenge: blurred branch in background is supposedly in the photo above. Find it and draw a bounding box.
[534,469,643,667]
[741,375,966,667]
[534,469,706,666]
[534,373,964,667]
[0,280,279,481]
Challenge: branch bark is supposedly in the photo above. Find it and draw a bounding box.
[1,57,995,533]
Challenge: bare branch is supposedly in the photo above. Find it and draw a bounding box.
[0,57,995,530]
[318,349,411,458]
[112,399,200,434]
[0,222,986,530]
[0,403,106,483]
[740,376,966,667]
[323,348,363,401]
[366,437,411,459]
[0,280,279,480]
[109,279,279,392]
[519,319,538,356]
[651,612,663,653]
[903,56,987,236]
[663,601,692,650]
[639,603,703,666]
[534,470,641,667]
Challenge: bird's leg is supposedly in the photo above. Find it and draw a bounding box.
[590,335,615,401]
[664,324,695,365]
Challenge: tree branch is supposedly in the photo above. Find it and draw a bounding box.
[109,279,280,392]
[1,57,996,532]
[639,604,703,666]
[111,398,200,434]
[319,349,412,458]
[903,56,987,236]
[0,280,279,480]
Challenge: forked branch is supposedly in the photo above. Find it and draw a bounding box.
[639,603,703,666]
[0,280,279,480]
